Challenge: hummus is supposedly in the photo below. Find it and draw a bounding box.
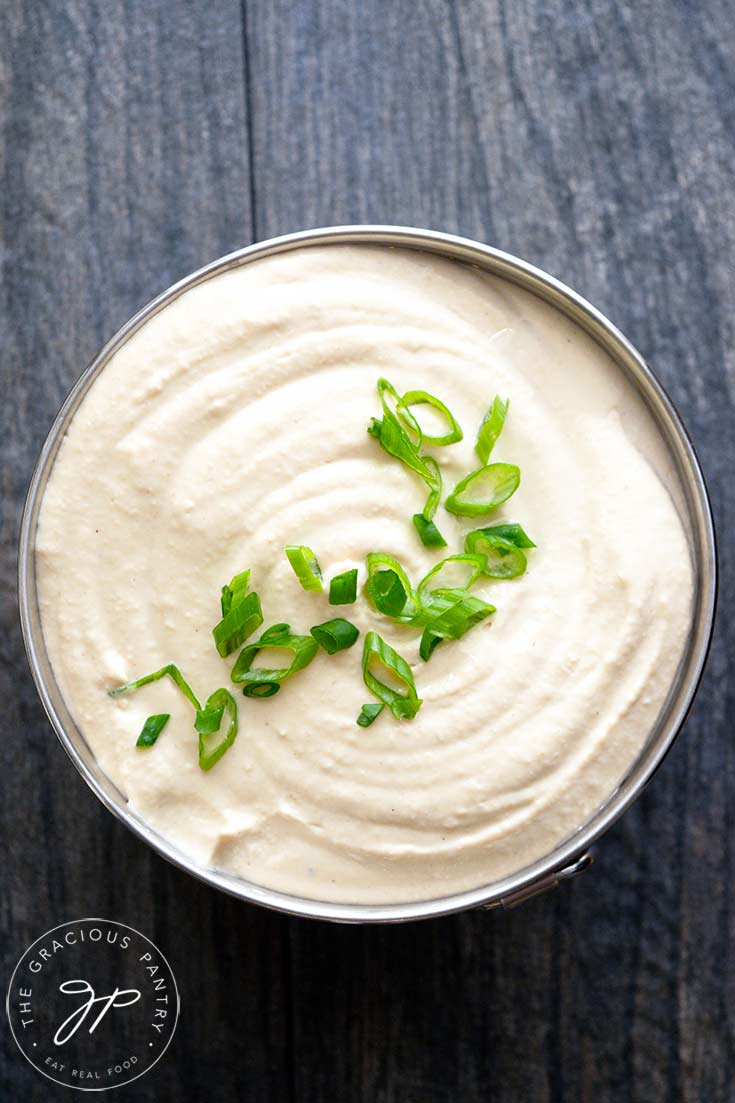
[36,244,694,904]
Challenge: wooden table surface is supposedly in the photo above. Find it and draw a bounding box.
[2,3,733,1100]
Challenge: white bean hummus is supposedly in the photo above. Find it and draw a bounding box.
[37,245,694,904]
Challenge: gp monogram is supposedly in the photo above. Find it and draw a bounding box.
[6,919,179,1091]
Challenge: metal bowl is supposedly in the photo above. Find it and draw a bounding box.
[18,226,717,922]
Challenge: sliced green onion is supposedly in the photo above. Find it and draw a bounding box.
[329,569,358,605]
[136,713,170,748]
[477,522,536,548]
[365,553,418,618]
[260,622,291,643]
[416,554,487,601]
[362,631,422,721]
[367,569,408,617]
[445,463,520,517]
[310,618,360,654]
[412,456,448,547]
[421,455,442,519]
[231,626,319,697]
[465,529,528,579]
[419,590,496,640]
[377,377,423,448]
[194,704,225,734]
[412,514,448,548]
[475,395,509,465]
[357,702,385,727]
[285,545,323,591]
[196,688,238,771]
[368,412,435,483]
[212,590,264,657]
[402,389,463,446]
[419,630,443,662]
[109,664,201,710]
[245,682,281,698]
[220,569,251,617]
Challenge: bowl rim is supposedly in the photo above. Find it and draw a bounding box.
[18,224,718,923]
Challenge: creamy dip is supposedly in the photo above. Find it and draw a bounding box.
[36,244,694,904]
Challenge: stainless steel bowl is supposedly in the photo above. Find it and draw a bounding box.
[18,226,717,922]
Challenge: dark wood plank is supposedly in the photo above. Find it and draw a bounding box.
[244,2,735,1101]
[0,4,293,1102]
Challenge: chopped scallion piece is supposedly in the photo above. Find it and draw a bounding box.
[367,569,408,617]
[445,463,520,517]
[194,705,225,734]
[109,664,201,711]
[196,688,238,771]
[212,590,264,657]
[421,455,442,520]
[418,590,496,639]
[285,545,323,591]
[411,455,448,546]
[412,513,448,548]
[246,681,281,698]
[365,553,418,619]
[416,554,487,600]
[419,630,443,662]
[310,617,360,654]
[357,702,385,727]
[476,522,536,548]
[220,569,251,617]
[402,389,463,446]
[368,412,434,483]
[378,377,423,448]
[231,625,319,696]
[362,631,422,720]
[475,396,509,465]
[465,529,528,579]
[136,713,170,748]
[259,622,291,643]
[329,569,358,605]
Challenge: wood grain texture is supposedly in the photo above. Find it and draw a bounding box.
[2,2,733,1101]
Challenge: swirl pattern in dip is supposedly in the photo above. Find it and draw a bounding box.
[36,245,694,903]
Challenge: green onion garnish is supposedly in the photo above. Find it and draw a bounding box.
[310,618,360,654]
[417,590,496,640]
[285,545,323,591]
[368,413,435,483]
[367,569,408,617]
[212,590,264,658]
[377,377,423,448]
[476,522,536,548]
[416,554,487,601]
[329,569,358,605]
[475,395,509,465]
[259,622,291,643]
[402,389,463,446]
[465,529,528,579]
[194,704,224,734]
[231,625,318,697]
[412,456,448,547]
[445,463,520,517]
[357,702,385,727]
[136,713,170,748]
[365,553,418,618]
[220,569,251,617]
[412,514,448,548]
[109,664,201,710]
[421,455,442,519]
[196,688,238,771]
[419,630,443,662]
[362,631,422,721]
